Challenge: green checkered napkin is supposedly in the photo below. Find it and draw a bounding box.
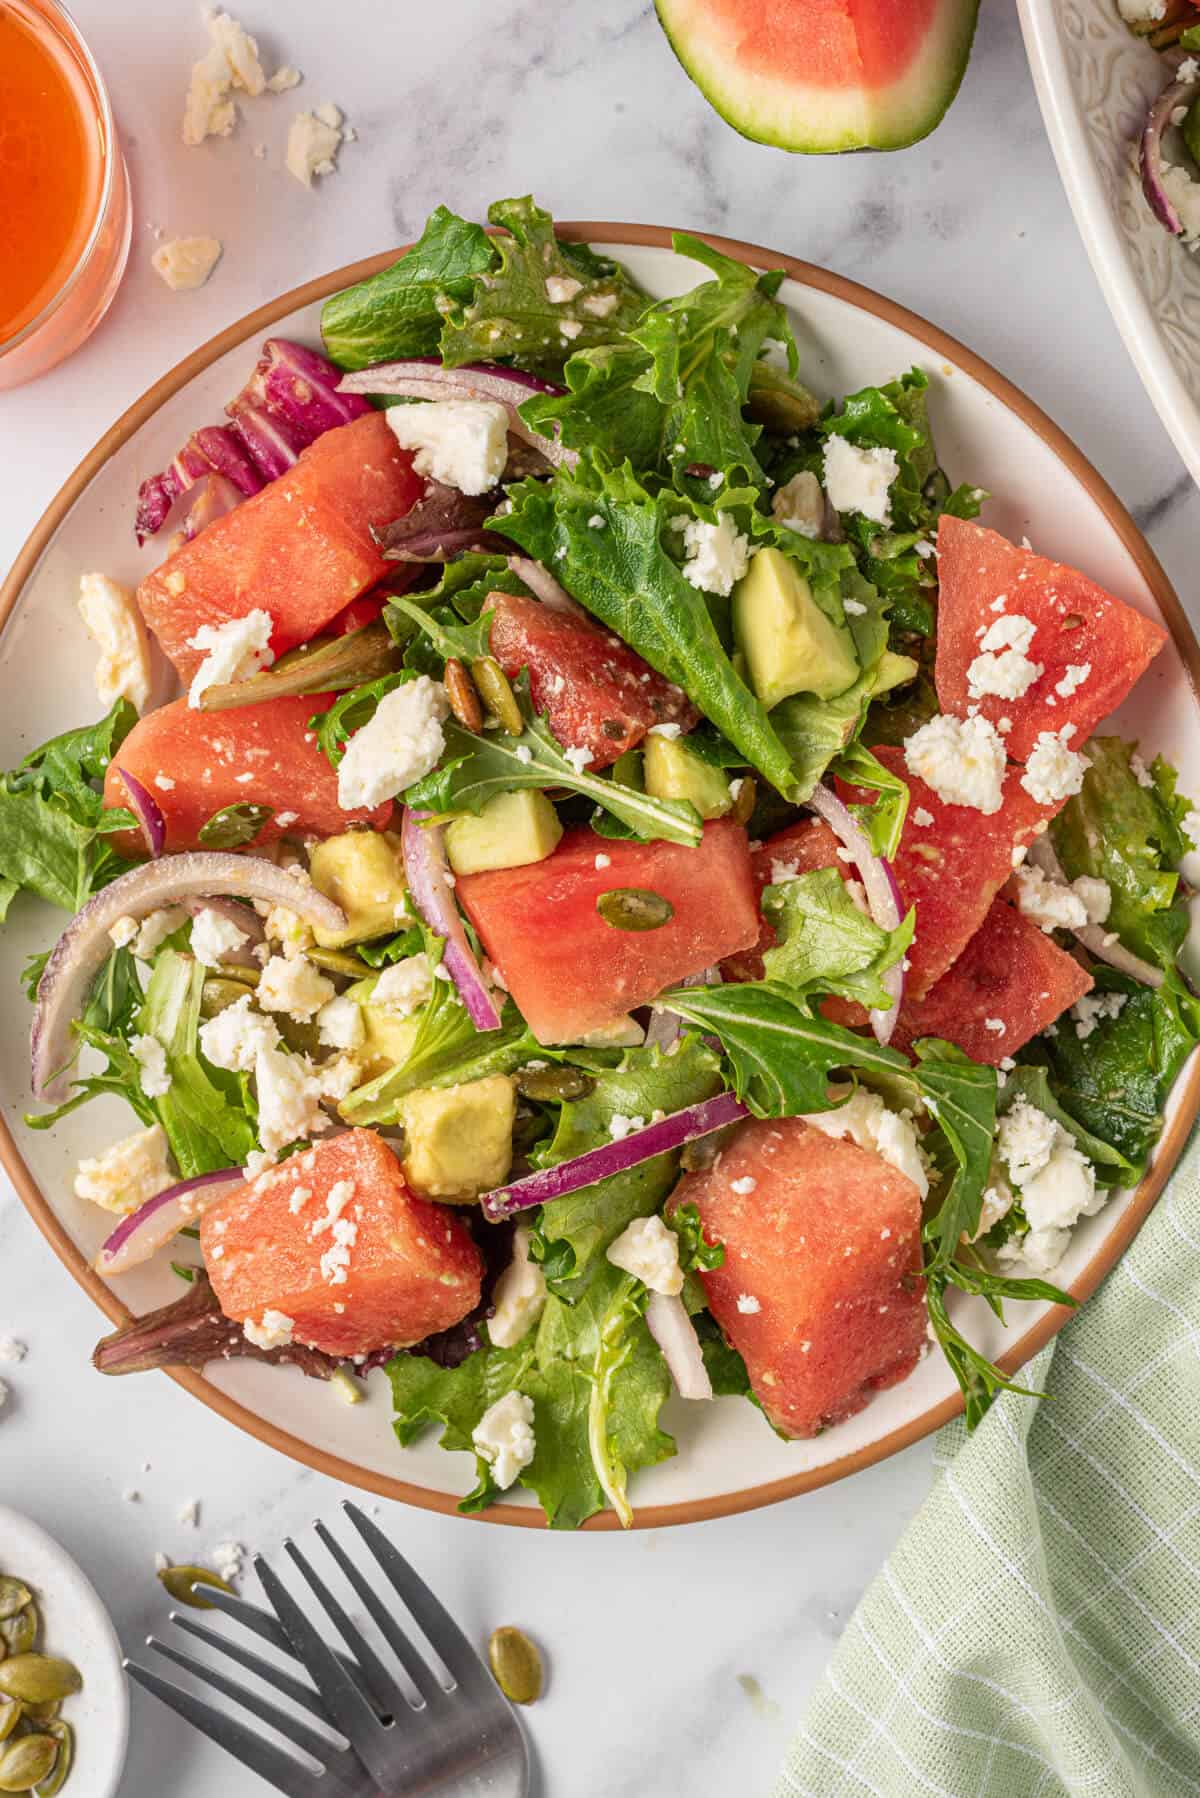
[776,1126,1200,1798]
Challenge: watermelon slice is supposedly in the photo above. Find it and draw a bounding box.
[838,745,1067,1000]
[892,897,1094,1066]
[673,1116,926,1439]
[200,1129,484,1358]
[654,0,980,154]
[934,517,1169,762]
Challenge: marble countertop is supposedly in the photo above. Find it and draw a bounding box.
[2,3,1198,1794]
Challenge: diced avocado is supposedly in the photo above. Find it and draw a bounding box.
[577,1014,647,1049]
[445,790,563,877]
[308,830,409,949]
[732,547,858,709]
[871,650,919,699]
[643,733,732,820]
[398,1074,517,1202]
[344,974,421,1078]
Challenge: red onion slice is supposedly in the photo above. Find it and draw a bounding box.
[337,359,576,470]
[32,854,346,1102]
[235,338,372,440]
[97,1167,241,1276]
[645,1293,713,1401]
[806,783,905,1043]
[1025,837,1165,988]
[506,555,587,618]
[116,769,165,859]
[1141,73,1200,236]
[183,474,245,542]
[481,1090,749,1221]
[401,807,502,1032]
[228,404,304,482]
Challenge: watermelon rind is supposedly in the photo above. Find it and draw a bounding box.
[654,0,981,154]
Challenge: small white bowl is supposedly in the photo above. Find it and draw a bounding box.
[0,1506,128,1798]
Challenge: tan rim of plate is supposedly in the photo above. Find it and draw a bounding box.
[3,225,1199,1531]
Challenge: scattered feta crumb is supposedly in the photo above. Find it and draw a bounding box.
[822,436,899,527]
[802,1088,928,1199]
[546,274,583,304]
[608,1113,647,1142]
[736,1294,761,1315]
[336,676,448,810]
[1012,864,1088,933]
[75,1123,174,1216]
[966,613,1043,701]
[372,954,434,1018]
[257,953,335,1022]
[187,610,274,708]
[131,1034,171,1098]
[177,1499,200,1527]
[1072,991,1127,1041]
[78,573,153,713]
[912,807,935,828]
[152,237,223,293]
[1055,663,1091,699]
[134,907,189,959]
[243,1309,296,1350]
[253,1046,326,1163]
[109,915,139,949]
[199,993,280,1072]
[563,744,591,776]
[1117,0,1166,18]
[316,993,365,1052]
[0,1338,26,1364]
[904,713,1006,815]
[190,907,250,969]
[266,64,302,92]
[386,399,509,496]
[606,1215,684,1296]
[489,1224,548,1348]
[1020,730,1090,806]
[984,1017,1006,1035]
[678,515,751,597]
[181,9,265,145]
[594,853,612,871]
[212,1541,245,1586]
[286,104,344,187]
[730,1175,757,1195]
[472,1391,536,1490]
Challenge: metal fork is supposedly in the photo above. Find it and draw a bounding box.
[125,1501,530,1797]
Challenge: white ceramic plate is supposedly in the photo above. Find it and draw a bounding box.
[2,229,1199,1529]
[0,1506,128,1796]
[1019,0,1200,486]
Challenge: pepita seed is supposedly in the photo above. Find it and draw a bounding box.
[0,1587,30,1626]
[199,974,259,1019]
[0,1733,57,1792]
[515,1065,596,1103]
[0,1702,18,1745]
[20,1701,59,1725]
[730,775,756,827]
[307,947,371,978]
[33,1722,71,1798]
[0,1659,80,1707]
[487,1626,543,1706]
[595,887,675,932]
[0,1612,35,1661]
[471,658,523,736]
[156,1565,234,1610]
[444,658,484,733]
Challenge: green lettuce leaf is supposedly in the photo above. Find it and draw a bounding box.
[141,951,258,1177]
[761,869,914,1011]
[320,204,494,370]
[913,1041,998,1269]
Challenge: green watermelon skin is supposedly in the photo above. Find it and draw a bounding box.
[654,0,980,154]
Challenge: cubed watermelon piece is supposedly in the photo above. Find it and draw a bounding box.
[720,817,844,982]
[673,1116,926,1439]
[891,896,1093,1065]
[103,693,389,854]
[138,414,424,682]
[457,818,759,1043]
[485,590,697,770]
[839,744,1066,1000]
[934,516,1168,761]
[200,1129,484,1358]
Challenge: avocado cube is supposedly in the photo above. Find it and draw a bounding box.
[398,1074,517,1202]
[308,830,409,949]
[344,975,421,1079]
[445,790,563,877]
[732,547,858,709]
[643,733,732,820]
[871,650,919,698]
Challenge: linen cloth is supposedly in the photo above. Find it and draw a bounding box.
[776,1128,1200,1798]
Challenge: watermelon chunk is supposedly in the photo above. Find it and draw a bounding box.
[137,414,424,683]
[839,744,1067,1000]
[485,591,697,770]
[934,516,1168,761]
[103,693,389,854]
[891,897,1093,1066]
[200,1129,484,1358]
[457,818,759,1044]
[654,0,980,153]
[673,1117,926,1438]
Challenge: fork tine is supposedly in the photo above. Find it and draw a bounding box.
[125,1657,324,1798]
[148,1635,340,1766]
[254,1554,384,1755]
[202,1586,362,1683]
[341,1504,491,1693]
[168,1612,330,1721]
[313,1520,441,1706]
[284,1538,412,1721]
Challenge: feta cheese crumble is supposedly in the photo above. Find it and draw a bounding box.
[316,994,365,1052]
[1072,991,1127,1041]
[1055,663,1091,699]
[386,400,509,496]
[1013,865,1111,933]
[372,954,434,1018]
[802,1088,928,1199]
[131,1034,171,1098]
[181,9,266,146]
[152,237,223,292]
[74,1124,174,1216]
[253,1046,326,1162]
[190,907,250,969]
[134,907,189,960]
[966,613,1043,701]
[243,1310,295,1351]
[199,994,280,1072]
[287,104,344,187]
[1020,730,1090,806]
[257,954,335,1022]
[472,1390,536,1490]
[821,436,899,527]
[993,1098,1100,1275]
[545,274,582,304]
[187,609,275,708]
[679,515,751,597]
[729,1175,757,1195]
[736,1294,761,1315]
[78,573,153,713]
[606,1215,684,1296]
[488,1224,548,1348]
[336,676,448,811]
[903,714,1006,815]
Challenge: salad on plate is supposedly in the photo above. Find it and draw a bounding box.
[9,197,1199,1528]
[1119,0,1200,247]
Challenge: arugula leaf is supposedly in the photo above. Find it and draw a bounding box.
[198,803,273,849]
[353,925,425,969]
[385,554,532,640]
[671,1200,725,1275]
[912,1041,998,1269]
[998,1064,1133,1181]
[83,946,141,1036]
[25,1019,156,1134]
[142,951,258,1176]
[925,1268,1052,1431]
[761,869,914,1011]
[13,700,137,822]
[309,673,411,770]
[831,742,910,859]
[438,196,644,376]
[531,1038,723,1289]
[389,596,493,669]
[320,204,494,370]
[403,673,702,846]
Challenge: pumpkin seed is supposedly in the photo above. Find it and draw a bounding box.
[307,947,370,978]
[0,1702,19,1745]
[471,658,523,736]
[0,1660,79,1709]
[199,974,260,1019]
[0,1733,57,1792]
[595,887,675,932]
[20,1702,58,1726]
[444,658,484,733]
[33,1722,71,1797]
[0,1611,35,1662]
[0,1588,30,1627]
[487,1627,543,1706]
[156,1565,234,1610]
[515,1064,595,1103]
[730,775,757,827]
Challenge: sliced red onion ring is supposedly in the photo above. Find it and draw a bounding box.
[506,554,587,618]
[116,769,165,859]
[183,473,245,542]
[1141,72,1200,236]
[1026,836,1165,988]
[337,359,576,469]
[32,855,346,1102]
[97,1167,241,1276]
[645,1293,713,1401]
[481,1090,749,1221]
[401,807,502,1032]
[806,783,906,1043]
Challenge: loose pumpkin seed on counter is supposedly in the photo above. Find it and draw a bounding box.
[0,1575,80,1793]
[487,1626,543,1706]
[155,1564,234,1610]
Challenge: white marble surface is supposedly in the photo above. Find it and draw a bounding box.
[2,3,1199,1794]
